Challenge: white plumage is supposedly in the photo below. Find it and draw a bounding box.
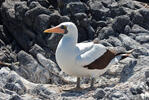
[54,22,115,77]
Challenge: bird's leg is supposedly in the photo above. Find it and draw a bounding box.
[76,77,81,89]
[90,77,95,88]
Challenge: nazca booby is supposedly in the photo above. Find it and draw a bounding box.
[44,22,133,89]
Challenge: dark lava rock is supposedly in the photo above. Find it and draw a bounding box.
[17,50,64,84]
[93,88,106,99]
[120,58,137,82]
[107,90,129,100]
[49,13,61,26]
[143,43,149,49]
[0,25,9,44]
[145,71,149,78]
[30,85,57,100]
[24,6,51,27]
[58,0,87,15]
[15,1,29,21]
[59,15,70,23]
[119,0,137,9]
[32,0,50,8]
[139,8,149,23]
[133,47,149,58]
[112,15,131,33]
[74,13,87,21]
[33,14,50,34]
[45,33,63,52]
[74,13,95,40]
[4,82,25,95]
[88,0,110,21]
[135,35,149,44]
[146,78,149,87]
[119,34,140,50]
[33,14,50,47]
[28,1,41,9]
[0,47,15,63]
[99,40,113,47]
[131,24,149,34]
[78,26,88,42]
[107,36,122,47]
[135,0,149,3]
[110,7,126,18]
[2,0,33,50]
[130,85,144,95]
[124,25,131,34]
[130,11,144,25]
[98,26,115,40]
[9,95,23,100]
[66,2,88,14]
[29,44,45,58]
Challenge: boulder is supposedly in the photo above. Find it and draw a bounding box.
[98,26,115,40]
[45,33,63,52]
[112,15,131,33]
[33,14,50,35]
[29,44,45,58]
[14,2,29,21]
[48,13,61,26]
[24,6,51,28]
[0,25,8,44]
[17,50,66,84]
[124,25,131,35]
[119,58,137,82]
[107,90,130,100]
[66,2,88,14]
[130,11,144,25]
[106,36,122,47]
[88,0,110,21]
[110,7,126,18]
[139,8,149,24]
[2,0,33,50]
[135,35,149,44]
[131,24,149,34]
[119,34,140,50]
[93,88,106,99]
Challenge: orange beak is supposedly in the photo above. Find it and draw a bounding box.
[44,26,65,34]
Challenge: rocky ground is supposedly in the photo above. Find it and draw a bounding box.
[0,0,149,99]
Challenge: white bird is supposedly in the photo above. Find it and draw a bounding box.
[44,22,133,89]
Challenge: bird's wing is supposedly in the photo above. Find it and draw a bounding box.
[76,42,94,54]
[75,42,107,66]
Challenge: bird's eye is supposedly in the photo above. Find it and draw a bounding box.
[61,25,67,29]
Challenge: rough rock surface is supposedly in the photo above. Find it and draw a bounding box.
[0,0,149,99]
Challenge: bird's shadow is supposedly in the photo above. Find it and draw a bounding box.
[61,87,96,97]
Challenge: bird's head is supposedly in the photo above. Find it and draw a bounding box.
[44,22,78,36]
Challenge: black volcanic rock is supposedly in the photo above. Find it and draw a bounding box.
[2,0,33,50]
[135,35,149,44]
[130,11,144,25]
[93,88,106,99]
[15,2,29,22]
[24,6,51,28]
[48,13,61,26]
[139,8,149,24]
[135,0,149,3]
[119,34,140,50]
[112,15,131,33]
[131,24,149,33]
[107,36,122,47]
[88,0,110,21]
[98,26,115,40]
[66,2,88,14]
